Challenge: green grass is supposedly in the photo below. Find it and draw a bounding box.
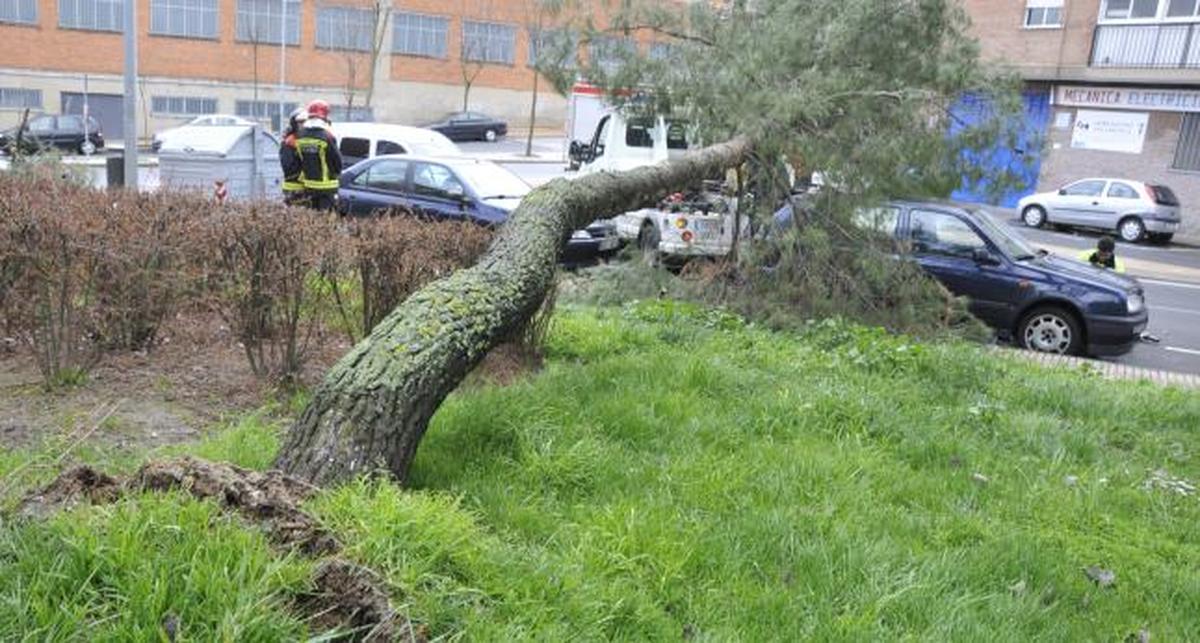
[3,302,1200,640]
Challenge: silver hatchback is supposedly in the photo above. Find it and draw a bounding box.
[1017,178,1182,244]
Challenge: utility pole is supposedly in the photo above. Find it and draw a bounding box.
[278,0,287,132]
[122,0,138,189]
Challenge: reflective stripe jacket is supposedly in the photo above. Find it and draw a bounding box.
[295,121,342,191]
[280,132,304,192]
[1077,249,1126,273]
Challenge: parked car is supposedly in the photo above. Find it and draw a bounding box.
[152,114,254,152]
[336,155,619,262]
[775,200,1148,356]
[0,114,103,155]
[1017,178,1181,244]
[423,112,508,142]
[330,122,461,166]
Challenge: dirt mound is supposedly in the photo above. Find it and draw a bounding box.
[299,558,426,642]
[131,457,338,556]
[15,465,122,520]
[12,457,424,642]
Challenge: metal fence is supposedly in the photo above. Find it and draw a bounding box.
[1092,23,1200,69]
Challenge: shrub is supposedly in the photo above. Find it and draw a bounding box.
[192,204,340,387]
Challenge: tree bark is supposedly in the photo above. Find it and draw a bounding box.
[274,137,752,486]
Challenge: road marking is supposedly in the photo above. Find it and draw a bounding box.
[1151,305,1200,316]
[1141,277,1200,290]
[1165,346,1200,357]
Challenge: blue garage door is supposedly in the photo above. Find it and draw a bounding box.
[950,89,1050,208]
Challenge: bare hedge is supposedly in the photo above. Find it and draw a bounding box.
[0,174,492,388]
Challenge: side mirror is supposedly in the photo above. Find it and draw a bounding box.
[972,247,1000,266]
[1058,189,1067,195]
[568,140,588,163]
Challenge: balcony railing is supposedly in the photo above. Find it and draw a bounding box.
[1091,23,1200,69]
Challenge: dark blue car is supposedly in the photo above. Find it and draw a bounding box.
[777,200,1149,356]
[336,154,620,262]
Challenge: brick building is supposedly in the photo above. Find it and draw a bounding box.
[961,0,1200,237]
[0,0,602,139]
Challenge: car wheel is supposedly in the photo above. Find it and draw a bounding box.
[1118,216,1145,243]
[1018,306,1083,356]
[79,140,96,155]
[1021,205,1047,228]
[484,129,497,142]
[1148,232,1174,245]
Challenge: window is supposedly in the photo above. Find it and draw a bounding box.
[462,20,516,64]
[666,120,690,149]
[236,0,300,44]
[589,36,636,74]
[377,140,406,155]
[150,0,216,38]
[1107,182,1140,198]
[1168,0,1200,17]
[910,210,988,258]
[413,163,465,199]
[1062,179,1107,196]
[853,207,901,235]
[330,105,373,122]
[0,0,36,25]
[340,137,371,165]
[28,116,55,133]
[1173,113,1200,170]
[317,5,374,51]
[626,120,653,148]
[59,0,124,32]
[152,95,218,116]
[0,87,42,109]
[393,12,448,58]
[356,160,409,192]
[235,100,299,119]
[1103,0,1161,19]
[528,28,576,67]
[1025,0,1063,27]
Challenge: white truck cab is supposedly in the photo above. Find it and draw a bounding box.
[565,82,742,258]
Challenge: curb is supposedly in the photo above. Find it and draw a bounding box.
[992,347,1200,389]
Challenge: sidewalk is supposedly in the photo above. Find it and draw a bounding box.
[993,347,1200,389]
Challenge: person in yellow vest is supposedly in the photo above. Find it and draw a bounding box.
[1078,236,1126,273]
[279,107,307,205]
[295,99,342,211]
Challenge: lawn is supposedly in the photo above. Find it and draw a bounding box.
[2,301,1198,640]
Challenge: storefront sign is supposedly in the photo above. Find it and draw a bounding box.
[1070,110,1148,154]
[1056,85,1200,113]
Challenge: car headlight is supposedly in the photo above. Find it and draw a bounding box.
[571,230,591,241]
[1126,293,1144,314]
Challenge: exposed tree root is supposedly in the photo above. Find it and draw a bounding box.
[12,457,425,642]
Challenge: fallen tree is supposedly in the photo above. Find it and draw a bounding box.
[275,137,752,485]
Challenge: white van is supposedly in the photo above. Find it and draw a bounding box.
[330,122,461,167]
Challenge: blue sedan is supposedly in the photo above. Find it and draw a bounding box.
[336,155,620,263]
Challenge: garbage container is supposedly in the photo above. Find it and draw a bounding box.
[105,153,124,188]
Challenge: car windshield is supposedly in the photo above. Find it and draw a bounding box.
[454,162,530,199]
[973,208,1037,259]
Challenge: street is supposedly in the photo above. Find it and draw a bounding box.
[999,215,1200,377]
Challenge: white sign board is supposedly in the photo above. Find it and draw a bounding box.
[1056,85,1200,113]
[1070,110,1148,154]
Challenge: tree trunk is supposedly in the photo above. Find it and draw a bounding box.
[525,68,539,157]
[274,137,752,486]
[462,82,471,112]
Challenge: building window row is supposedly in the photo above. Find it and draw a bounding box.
[59,0,124,33]
[0,87,42,110]
[235,99,299,120]
[0,0,36,25]
[235,0,301,44]
[151,95,218,116]
[1173,113,1200,170]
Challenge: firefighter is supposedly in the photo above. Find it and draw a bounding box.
[295,99,342,211]
[1078,236,1126,273]
[279,107,307,205]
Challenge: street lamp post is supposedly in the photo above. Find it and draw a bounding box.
[122,0,138,189]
